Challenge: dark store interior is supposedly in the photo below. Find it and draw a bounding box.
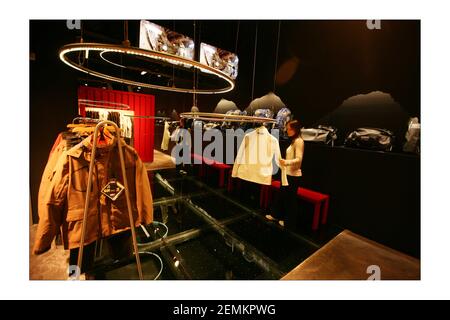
[29,19,420,280]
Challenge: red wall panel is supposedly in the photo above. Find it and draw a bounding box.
[78,86,155,162]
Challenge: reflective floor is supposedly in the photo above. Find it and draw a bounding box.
[91,168,342,280]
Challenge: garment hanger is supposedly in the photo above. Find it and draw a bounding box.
[96,126,108,144]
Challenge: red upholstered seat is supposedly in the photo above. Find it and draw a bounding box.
[211,162,231,170]
[191,153,231,188]
[260,180,330,231]
[210,161,231,187]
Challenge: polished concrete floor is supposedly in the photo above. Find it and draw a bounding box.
[29,224,69,280]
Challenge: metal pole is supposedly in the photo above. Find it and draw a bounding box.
[77,123,100,277]
[77,120,143,280]
[115,122,144,280]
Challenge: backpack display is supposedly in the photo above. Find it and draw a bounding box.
[344,127,395,152]
[403,117,420,154]
[301,125,338,146]
[275,107,292,133]
[254,108,274,119]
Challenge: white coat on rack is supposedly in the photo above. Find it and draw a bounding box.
[232,126,288,186]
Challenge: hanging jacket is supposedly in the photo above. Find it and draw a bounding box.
[161,121,171,151]
[33,135,153,254]
[120,114,133,139]
[232,126,288,186]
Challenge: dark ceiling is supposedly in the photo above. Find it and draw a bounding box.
[30,19,420,125]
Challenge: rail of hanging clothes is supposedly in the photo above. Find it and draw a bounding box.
[33,117,159,280]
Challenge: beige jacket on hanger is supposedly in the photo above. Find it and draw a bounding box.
[33,135,153,254]
[161,121,171,151]
[232,126,288,186]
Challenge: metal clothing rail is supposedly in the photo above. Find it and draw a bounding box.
[123,115,171,120]
[72,117,101,124]
[180,112,276,124]
[76,120,143,280]
[78,99,131,110]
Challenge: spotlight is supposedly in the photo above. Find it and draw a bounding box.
[141,71,147,75]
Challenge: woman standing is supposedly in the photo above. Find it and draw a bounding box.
[266,120,304,228]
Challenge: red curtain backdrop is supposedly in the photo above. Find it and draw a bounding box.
[78,86,155,162]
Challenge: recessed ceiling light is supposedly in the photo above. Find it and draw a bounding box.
[141,71,147,75]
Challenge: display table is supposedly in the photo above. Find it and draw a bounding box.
[281,230,420,280]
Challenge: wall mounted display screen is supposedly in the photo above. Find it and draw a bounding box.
[200,42,239,79]
[139,20,195,60]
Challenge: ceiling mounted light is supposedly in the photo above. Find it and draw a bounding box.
[59,43,235,94]
[141,70,147,75]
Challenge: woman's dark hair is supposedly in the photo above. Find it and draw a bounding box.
[287,120,302,140]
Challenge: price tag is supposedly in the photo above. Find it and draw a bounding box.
[101,179,125,201]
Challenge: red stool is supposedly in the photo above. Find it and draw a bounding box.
[260,180,330,231]
[193,153,231,188]
[210,162,232,188]
[191,153,206,177]
[297,187,330,231]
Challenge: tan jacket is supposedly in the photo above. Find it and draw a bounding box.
[33,135,153,254]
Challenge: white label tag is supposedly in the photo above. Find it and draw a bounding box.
[101,179,125,201]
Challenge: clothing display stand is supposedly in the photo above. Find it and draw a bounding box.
[76,120,143,280]
[180,112,277,124]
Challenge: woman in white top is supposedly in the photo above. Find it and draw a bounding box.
[266,120,304,227]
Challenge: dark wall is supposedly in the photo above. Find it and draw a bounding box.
[276,20,420,125]
[30,21,81,223]
[153,20,420,122]
[301,143,420,258]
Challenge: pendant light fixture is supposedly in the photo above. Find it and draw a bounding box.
[59,21,235,94]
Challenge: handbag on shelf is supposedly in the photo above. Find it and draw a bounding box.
[344,127,395,152]
[301,125,338,146]
[403,117,420,154]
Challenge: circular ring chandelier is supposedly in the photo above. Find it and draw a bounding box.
[59,43,235,94]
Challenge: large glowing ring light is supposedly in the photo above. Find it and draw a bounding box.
[59,43,235,94]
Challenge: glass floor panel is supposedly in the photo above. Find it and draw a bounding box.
[89,168,338,280]
[226,216,318,273]
[171,231,278,280]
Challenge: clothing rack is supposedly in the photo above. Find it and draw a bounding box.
[78,99,131,110]
[72,117,101,124]
[76,119,143,280]
[180,112,276,124]
[123,115,171,120]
